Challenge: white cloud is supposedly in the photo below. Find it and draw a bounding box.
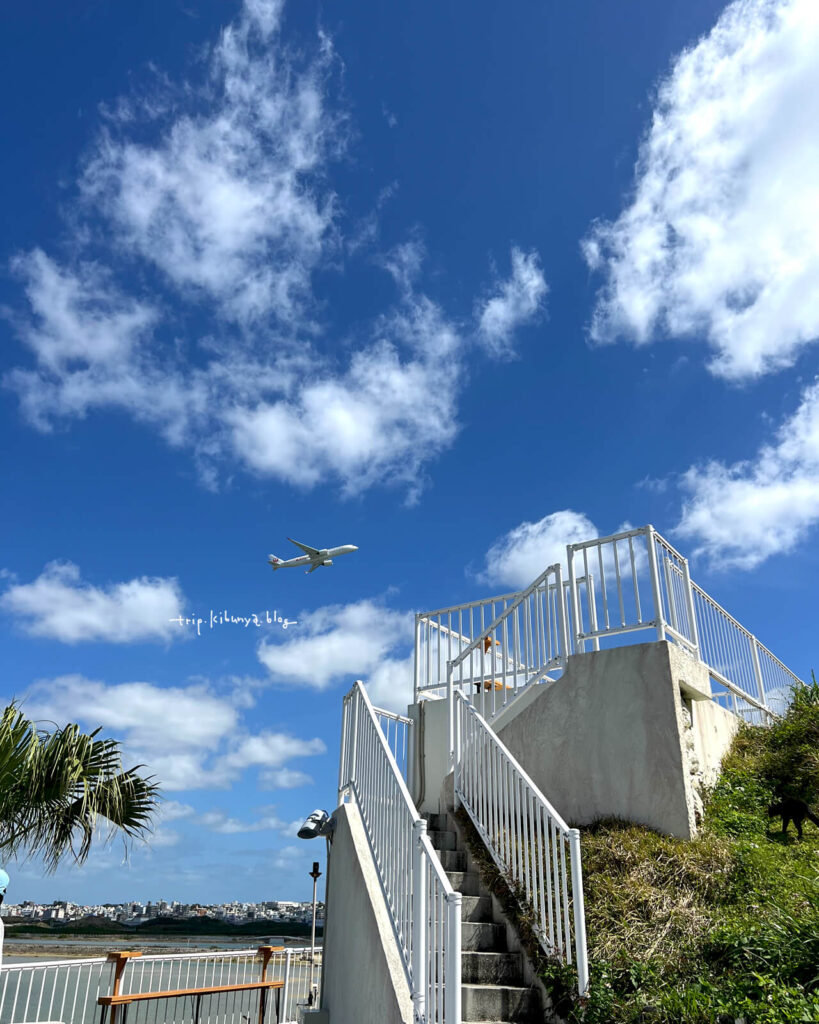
[199,808,291,835]
[80,0,337,328]
[258,599,413,693]
[482,510,598,590]
[22,675,325,792]
[263,767,314,789]
[676,380,819,568]
[477,247,548,356]
[583,0,819,380]
[1,561,185,643]
[223,732,326,773]
[228,295,461,497]
[5,2,547,499]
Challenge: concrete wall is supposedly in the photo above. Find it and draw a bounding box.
[408,697,450,815]
[321,802,413,1024]
[411,640,740,839]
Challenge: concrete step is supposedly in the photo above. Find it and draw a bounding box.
[461,951,524,986]
[427,829,457,851]
[461,894,493,922]
[422,811,449,832]
[462,921,507,952]
[446,869,483,895]
[461,983,538,1022]
[438,848,466,871]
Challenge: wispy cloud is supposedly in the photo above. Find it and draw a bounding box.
[258,598,414,711]
[80,0,338,328]
[583,0,819,380]
[21,675,325,792]
[1,562,185,644]
[5,1,545,501]
[676,380,819,569]
[476,247,547,357]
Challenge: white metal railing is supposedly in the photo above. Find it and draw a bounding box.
[374,706,414,785]
[0,948,321,1024]
[416,565,569,722]
[416,525,802,727]
[339,681,461,1024]
[453,693,589,996]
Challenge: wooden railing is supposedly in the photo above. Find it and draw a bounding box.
[97,947,285,1024]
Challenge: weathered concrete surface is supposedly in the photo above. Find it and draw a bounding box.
[411,641,740,838]
[320,802,412,1024]
[494,642,733,838]
[408,697,450,814]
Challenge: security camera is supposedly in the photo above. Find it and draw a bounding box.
[297,809,335,840]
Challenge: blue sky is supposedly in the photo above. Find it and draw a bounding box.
[2,0,818,905]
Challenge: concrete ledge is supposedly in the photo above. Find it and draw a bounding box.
[320,802,413,1024]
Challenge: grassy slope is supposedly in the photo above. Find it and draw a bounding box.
[572,726,819,1023]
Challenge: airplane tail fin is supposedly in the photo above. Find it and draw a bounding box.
[268,555,282,570]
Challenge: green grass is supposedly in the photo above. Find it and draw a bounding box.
[568,687,819,1024]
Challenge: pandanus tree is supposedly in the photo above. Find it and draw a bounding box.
[0,704,159,871]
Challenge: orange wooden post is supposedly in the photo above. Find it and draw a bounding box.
[257,946,274,1024]
[105,952,142,1024]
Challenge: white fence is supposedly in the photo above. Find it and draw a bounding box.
[373,706,414,785]
[416,564,569,720]
[453,693,589,996]
[0,948,321,1024]
[416,525,802,724]
[339,681,461,1024]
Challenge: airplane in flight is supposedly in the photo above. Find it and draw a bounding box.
[268,538,359,574]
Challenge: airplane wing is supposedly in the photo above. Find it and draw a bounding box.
[288,537,320,556]
[305,563,321,574]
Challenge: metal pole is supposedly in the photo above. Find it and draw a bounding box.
[567,545,581,655]
[645,526,666,641]
[682,557,700,656]
[445,892,462,1024]
[568,829,589,997]
[309,862,321,1003]
[414,615,422,703]
[411,819,428,1022]
[446,661,455,768]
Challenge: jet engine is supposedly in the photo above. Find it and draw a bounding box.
[322,559,333,567]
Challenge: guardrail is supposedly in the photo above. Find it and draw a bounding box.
[416,525,802,726]
[373,706,414,785]
[416,565,568,721]
[339,681,461,1024]
[453,694,589,996]
[0,947,321,1024]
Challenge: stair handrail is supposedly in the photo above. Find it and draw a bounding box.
[445,563,567,755]
[453,691,590,996]
[339,680,461,1024]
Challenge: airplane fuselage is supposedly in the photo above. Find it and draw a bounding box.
[268,542,358,573]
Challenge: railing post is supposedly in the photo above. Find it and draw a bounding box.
[681,557,700,656]
[338,695,349,804]
[644,526,666,642]
[280,949,291,1024]
[749,636,768,714]
[568,830,589,998]
[105,952,141,1024]
[555,564,569,663]
[257,946,273,1024]
[445,891,462,1024]
[414,615,422,702]
[411,819,428,1022]
[453,694,461,811]
[567,545,580,654]
[447,661,455,768]
[349,685,360,790]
